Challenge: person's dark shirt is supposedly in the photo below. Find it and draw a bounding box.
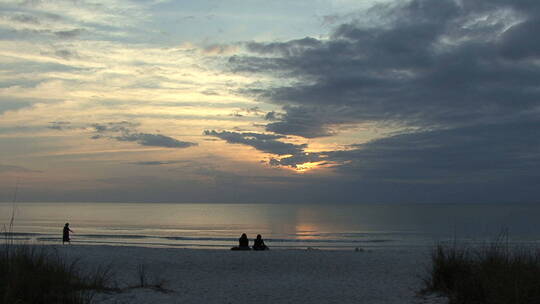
[253,238,267,250]
[253,238,265,248]
[239,235,249,248]
[63,226,71,241]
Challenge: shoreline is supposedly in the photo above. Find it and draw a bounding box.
[6,237,438,252]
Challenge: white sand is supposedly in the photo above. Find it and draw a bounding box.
[56,245,447,304]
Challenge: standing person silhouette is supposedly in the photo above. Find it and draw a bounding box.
[63,223,73,245]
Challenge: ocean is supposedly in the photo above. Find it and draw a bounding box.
[1,202,539,250]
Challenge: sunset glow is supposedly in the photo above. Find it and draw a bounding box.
[294,162,325,173]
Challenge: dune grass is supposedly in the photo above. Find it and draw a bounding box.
[423,238,540,304]
[0,243,116,304]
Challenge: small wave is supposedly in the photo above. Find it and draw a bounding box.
[36,234,394,245]
[2,232,44,237]
[78,234,150,239]
[78,235,395,244]
[164,236,235,242]
[36,237,60,241]
[0,237,32,241]
[34,238,384,250]
[266,238,393,244]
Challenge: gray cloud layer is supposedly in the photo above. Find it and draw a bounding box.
[115,133,197,148]
[0,100,32,115]
[231,0,540,138]
[204,130,305,155]
[218,0,540,202]
[328,121,540,181]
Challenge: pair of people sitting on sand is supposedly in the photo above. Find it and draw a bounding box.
[231,233,268,251]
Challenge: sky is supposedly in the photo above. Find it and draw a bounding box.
[0,0,539,204]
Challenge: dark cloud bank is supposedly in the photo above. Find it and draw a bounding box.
[218,0,540,203]
[204,130,305,155]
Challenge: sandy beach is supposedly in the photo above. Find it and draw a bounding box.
[54,245,447,304]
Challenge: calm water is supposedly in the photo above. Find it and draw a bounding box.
[1,202,539,250]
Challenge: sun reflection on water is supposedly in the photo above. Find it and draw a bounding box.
[294,223,319,240]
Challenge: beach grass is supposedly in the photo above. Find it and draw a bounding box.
[0,242,116,304]
[423,239,540,304]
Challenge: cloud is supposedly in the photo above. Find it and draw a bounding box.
[222,0,540,191]
[245,37,322,57]
[203,44,239,56]
[230,0,540,138]
[264,111,279,121]
[130,160,187,166]
[115,133,197,148]
[10,14,41,25]
[0,100,32,115]
[90,121,140,133]
[268,152,324,169]
[0,164,40,173]
[256,119,540,203]
[326,121,540,181]
[267,118,540,182]
[203,129,327,169]
[264,105,338,138]
[53,49,79,60]
[202,0,540,196]
[498,18,540,60]
[47,121,73,130]
[92,122,197,148]
[54,29,84,39]
[204,130,306,155]
[49,121,197,149]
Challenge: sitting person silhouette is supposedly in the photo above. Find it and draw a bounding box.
[231,233,251,250]
[252,234,269,251]
[63,223,73,245]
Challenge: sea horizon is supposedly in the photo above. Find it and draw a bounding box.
[2,202,539,250]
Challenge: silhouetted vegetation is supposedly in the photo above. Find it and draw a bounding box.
[422,238,540,304]
[133,262,170,293]
[0,243,116,304]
